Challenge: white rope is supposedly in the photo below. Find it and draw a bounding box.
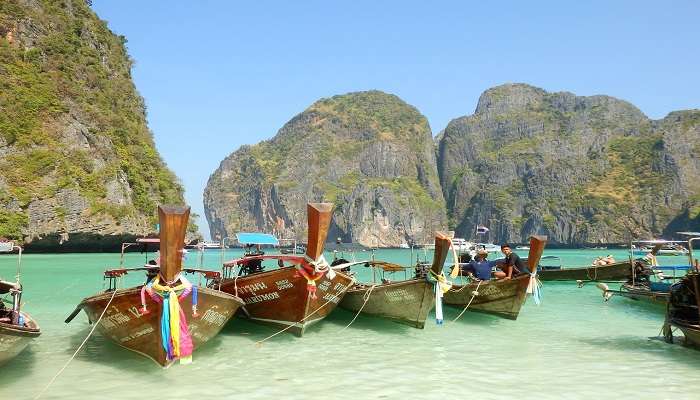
[303,253,335,280]
[255,293,339,346]
[451,279,483,323]
[34,279,121,400]
[339,285,377,332]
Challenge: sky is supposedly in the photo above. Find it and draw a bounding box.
[91,0,700,239]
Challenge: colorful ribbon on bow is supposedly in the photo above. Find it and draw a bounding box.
[294,254,336,298]
[294,265,325,299]
[140,274,198,363]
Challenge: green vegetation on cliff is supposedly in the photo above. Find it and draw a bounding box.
[0,0,187,239]
[205,90,446,247]
[438,83,700,244]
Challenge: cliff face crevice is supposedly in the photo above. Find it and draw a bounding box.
[437,83,700,245]
[0,0,188,249]
[204,91,447,247]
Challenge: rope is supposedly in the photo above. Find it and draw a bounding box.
[451,279,483,323]
[254,293,340,346]
[339,285,377,332]
[34,279,121,400]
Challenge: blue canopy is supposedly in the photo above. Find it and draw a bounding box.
[236,232,279,246]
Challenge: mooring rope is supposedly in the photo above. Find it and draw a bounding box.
[254,293,340,346]
[34,278,121,400]
[451,279,483,323]
[339,285,377,333]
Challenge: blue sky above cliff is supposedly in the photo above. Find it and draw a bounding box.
[92,0,699,238]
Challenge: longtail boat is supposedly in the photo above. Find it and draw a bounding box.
[219,203,354,336]
[538,259,634,282]
[337,232,452,328]
[0,242,41,365]
[66,206,244,367]
[597,240,692,308]
[665,274,700,347]
[443,235,547,320]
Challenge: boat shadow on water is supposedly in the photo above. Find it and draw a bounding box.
[440,307,510,327]
[0,346,38,383]
[65,326,159,371]
[576,335,700,367]
[216,317,300,344]
[64,325,228,371]
[321,308,416,334]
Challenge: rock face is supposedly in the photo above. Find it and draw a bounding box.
[204,91,447,247]
[0,0,188,249]
[438,83,700,245]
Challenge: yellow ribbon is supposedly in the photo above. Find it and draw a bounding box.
[430,270,453,293]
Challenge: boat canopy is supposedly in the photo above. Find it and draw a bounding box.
[677,232,700,237]
[236,232,279,246]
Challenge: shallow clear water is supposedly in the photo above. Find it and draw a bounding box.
[1,248,699,399]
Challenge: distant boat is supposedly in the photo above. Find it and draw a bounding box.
[201,241,224,249]
[474,243,501,255]
[632,243,688,256]
[451,238,472,252]
[597,236,695,308]
[515,245,530,250]
[536,255,635,282]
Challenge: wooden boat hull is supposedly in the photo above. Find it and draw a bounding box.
[672,320,700,348]
[339,279,435,329]
[0,313,40,365]
[539,261,632,282]
[616,284,669,306]
[77,286,242,367]
[219,266,354,336]
[443,274,530,320]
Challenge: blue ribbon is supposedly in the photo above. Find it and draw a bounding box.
[161,292,172,358]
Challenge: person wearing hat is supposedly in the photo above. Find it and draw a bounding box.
[461,249,499,281]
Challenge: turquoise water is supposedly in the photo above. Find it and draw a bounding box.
[1,249,699,399]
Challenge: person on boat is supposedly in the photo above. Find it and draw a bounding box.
[499,244,526,279]
[461,250,498,280]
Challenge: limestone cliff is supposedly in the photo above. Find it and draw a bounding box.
[438,83,700,245]
[204,91,447,247]
[0,0,188,250]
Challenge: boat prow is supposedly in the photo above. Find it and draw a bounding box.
[75,286,242,367]
[67,205,244,367]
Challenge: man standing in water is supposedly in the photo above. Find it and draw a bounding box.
[499,244,527,279]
